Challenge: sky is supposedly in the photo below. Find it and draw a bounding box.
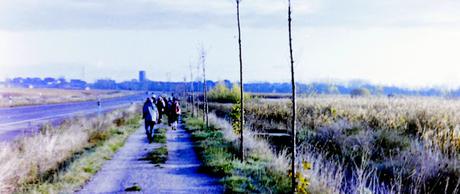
[1,0,460,88]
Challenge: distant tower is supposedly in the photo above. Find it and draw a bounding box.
[139,71,146,82]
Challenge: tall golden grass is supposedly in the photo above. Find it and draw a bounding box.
[0,105,140,193]
[208,96,460,193]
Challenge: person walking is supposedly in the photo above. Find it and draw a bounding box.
[142,97,158,143]
[166,97,173,126]
[156,96,166,123]
[169,98,181,130]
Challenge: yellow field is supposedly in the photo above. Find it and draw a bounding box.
[0,87,137,107]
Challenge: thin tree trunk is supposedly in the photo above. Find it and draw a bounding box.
[189,63,195,117]
[201,48,209,128]
[236,0,244,162]
[288,0,297,193]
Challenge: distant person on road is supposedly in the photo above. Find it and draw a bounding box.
[97,98,102,115]
[142,97,159,143]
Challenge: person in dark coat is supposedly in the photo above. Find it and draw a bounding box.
[168,98,181,130]
[156,96,166,123]
[166,97,173,126]
[142,97,158,143]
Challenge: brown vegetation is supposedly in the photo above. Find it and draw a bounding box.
[0,105,140,193]
[0,87,136,107]
[208,96,460,193]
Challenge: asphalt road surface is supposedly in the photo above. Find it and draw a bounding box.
[0,94,145,141]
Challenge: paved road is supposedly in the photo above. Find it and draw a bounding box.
[79,121,223,194]
[0,94,145,141]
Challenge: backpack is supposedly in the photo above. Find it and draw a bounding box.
[151,105,159,123]
[174,101,181,115]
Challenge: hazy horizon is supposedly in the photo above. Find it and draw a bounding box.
[1,0,460,88]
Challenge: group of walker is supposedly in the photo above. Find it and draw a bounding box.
[142,94,181,143]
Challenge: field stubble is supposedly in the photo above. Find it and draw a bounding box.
[0,87,136,107]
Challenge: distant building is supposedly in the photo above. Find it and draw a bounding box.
[139,71,146,82]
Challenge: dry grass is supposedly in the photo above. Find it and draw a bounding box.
[0,87,137,107]
[208,96,460,193]
[0,104,141,193]
[185,112,291,193]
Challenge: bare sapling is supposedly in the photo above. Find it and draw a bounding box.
[189,63,195,117]
[236,0,245,162]
[201,47,209,128]
[288,0,297,193]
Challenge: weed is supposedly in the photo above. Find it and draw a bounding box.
[153,128,167,144]
[140,145,168,164]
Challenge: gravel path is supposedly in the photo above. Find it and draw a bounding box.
[78,119,223,194]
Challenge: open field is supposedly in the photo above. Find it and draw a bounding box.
[207,96,460,193]
[0,87,138,107]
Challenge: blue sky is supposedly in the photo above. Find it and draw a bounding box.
[1,0,460,88]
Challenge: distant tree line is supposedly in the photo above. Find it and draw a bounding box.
[3,77,460,97]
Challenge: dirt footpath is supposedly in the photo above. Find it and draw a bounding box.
[79,120,223,194]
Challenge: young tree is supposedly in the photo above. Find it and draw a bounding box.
[288,0,297,192]
[201,47,209,128]
[189,63,195,117]
[196,57,203,122]
[236,0,245,162]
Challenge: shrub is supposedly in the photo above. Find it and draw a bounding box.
[350,88,371,97]
[208,82,250,103]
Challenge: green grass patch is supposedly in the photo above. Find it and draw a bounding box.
[153,128,167,143]
[140,145,168,164]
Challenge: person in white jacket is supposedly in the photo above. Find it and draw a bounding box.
[142,97,159,143]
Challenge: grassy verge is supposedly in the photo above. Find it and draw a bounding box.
[0,105,142,193]
[183,114,290,193]
[19,119,140,193]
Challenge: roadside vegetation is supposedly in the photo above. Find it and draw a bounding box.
[0,87,137,107]
[207,96,460,193]
[0,105,141,193]
[183,112,291,193]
